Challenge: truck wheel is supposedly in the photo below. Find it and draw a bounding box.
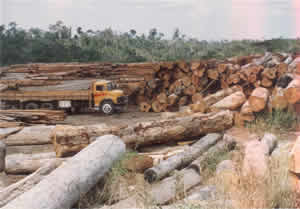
[41,103,54,110]
[25,102,39,110]
[101,101,114,115]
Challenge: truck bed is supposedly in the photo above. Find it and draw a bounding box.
[0,90,90,102]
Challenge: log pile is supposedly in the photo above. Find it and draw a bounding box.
[1,52,298,100]
[136,53,295,113]
[0,110,66,126]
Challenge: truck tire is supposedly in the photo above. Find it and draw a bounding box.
[41,103,54,110]
[25,102,39,110]
[101,101,114,115]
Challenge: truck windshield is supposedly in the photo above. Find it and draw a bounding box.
[107,82,117,90]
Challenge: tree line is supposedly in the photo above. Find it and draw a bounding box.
[1,21,300,66]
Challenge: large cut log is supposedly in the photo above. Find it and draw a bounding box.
[204,86,242,106]
[248,87,270,112]
[52,111,234,157]
[2,135,126,209]
[4,126,55,146]
[284,79,300,104]
[5,152,64,175]
[211,91,246,111]
[144,133,222,183]
[0,161,62,208]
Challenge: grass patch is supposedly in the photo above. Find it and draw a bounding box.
[213,149,296,209]
[246,109,298,136]
[77,151,139,208]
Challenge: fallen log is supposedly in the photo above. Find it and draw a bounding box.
[203,86,242,106]
[0,160,62,208]
[144,133,222,183]
[52,110,234,157]
[5,152,63,175]
[211,91,246,111]
[0,110,66,125]
[2,135,126,209]
[249,87,269,112]
[103,139,235,208]
[0,127,22,140]
[4,126,55,146]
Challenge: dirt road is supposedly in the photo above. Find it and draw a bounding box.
[64,106,161,126]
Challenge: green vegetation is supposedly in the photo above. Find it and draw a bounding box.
[246,110,298,135]
[1,21,300,66]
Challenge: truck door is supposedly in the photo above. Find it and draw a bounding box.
[94,85,105,107]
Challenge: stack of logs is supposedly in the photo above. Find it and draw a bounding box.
[0,110,66,127]
[138,53,295,114]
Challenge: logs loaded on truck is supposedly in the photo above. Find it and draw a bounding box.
[0,80,128,115]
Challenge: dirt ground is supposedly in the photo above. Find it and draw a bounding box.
[64,105,161,126]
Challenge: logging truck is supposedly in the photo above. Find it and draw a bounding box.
[0,80,128,115]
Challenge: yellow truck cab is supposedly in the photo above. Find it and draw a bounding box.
[90,80,128,114]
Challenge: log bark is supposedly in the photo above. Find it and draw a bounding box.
[0,141,6,172]
[211,91,246,111]
[144,133,222,183]
[0,127,22,140]
[105,139,236,208]
[0,160,62,208]
[4,126,55,146]
[249,87,270,112]
[52,111,234,157]
[5,152,64,175]
[2,135,126,209]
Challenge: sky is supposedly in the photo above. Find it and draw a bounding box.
[0,0,300,40]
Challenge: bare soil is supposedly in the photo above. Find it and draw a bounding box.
[64,106,161,126]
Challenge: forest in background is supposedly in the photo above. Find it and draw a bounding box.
[1,21,300,66]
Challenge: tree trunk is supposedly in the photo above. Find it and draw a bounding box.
[2,135,126,209]
[0,160,62,208]
[211,91,246,111]
[204,86,242,106]
[144,133,222,183]
[3,126,55,146]
[249,87,269,112]
[5,152,64,175]
[52,111,234,157]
